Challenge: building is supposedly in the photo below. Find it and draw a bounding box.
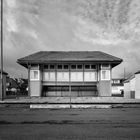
[0,70,8,99]
[6,77,19,95]
[111,79,124,96]
[17,51,122,97]
[124,71,140,99]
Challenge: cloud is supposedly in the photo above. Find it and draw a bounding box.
[67,0,140,45]
[6,14,18,32]
[3,0,140,78]
[5,0,18,32]
[6,0,16,8]
[74,18,131,45]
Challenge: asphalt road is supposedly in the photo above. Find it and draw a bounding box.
[0,105,140,140]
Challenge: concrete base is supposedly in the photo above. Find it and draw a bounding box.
[30,104,112,109]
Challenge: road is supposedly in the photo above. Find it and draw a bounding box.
[0,105,140,140]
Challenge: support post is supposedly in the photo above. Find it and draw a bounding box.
[69,64,71,108]
[28,64,31,97]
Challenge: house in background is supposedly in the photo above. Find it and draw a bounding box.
[17,51,122,98]
[0,70,8,99]
[6,77,19,95]
[124,71,140,99]
[6,78,28,96]
[111,78,124,96]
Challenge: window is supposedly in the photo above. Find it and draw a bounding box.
[31,64,38,67]
[30,70,39,80]
[43,72,55,81]
[85,65,90,69]
[50,65,55,69]
[71,65,76,69]
[113,80,120,84]
[77,65,83,69]
[64,65,69,69]
[44,65,48,69]
[101,70,110,80]
[84,72,97,81]
[91,65,96,69]
[57,72,69,81]
[71,72,83,81]
[101,64,110,68]
[57,65,63,69]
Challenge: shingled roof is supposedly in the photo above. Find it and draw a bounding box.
[17,51,122,67]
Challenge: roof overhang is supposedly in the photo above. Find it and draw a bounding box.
[17,60,122,68]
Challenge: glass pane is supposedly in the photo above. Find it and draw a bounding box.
[91,65,96,69]
[57,72,69,81]
[50,65,55,69]
[77,65,83,69]
[44,65,48,69]
[31,64,38,68]
[102,64,109,68]
[102,71,106,79]
[49,72,55,81]
[43,72,49,81]
[34,71,38,79]
[57,65,62,69]
[71,65,76,69]
[30,70,39,80]
[64,65,69,69]
[71,72,83,81]
[84,72,96,81]
[101,70,110,80]
[85,65,90,69]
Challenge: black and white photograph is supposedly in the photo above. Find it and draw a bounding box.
[0,0,140,139]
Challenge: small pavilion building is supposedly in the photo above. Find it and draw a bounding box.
[17,51,122,97]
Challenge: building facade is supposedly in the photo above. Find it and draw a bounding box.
[112,79,124,96]
[124,71,140,99]
[17,51,122,97]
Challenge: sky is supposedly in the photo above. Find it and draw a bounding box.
[1,0,140,78]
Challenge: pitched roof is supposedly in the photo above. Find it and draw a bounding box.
[17,51,122,67]
[135,70,140,74]
[123,75,135,83]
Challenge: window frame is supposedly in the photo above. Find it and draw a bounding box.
[101,64,110,69]
[57,64,63,69]
[30,70,40,81]
[101,70,110,81]
[71,64,76,69]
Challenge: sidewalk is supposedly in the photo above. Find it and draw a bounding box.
[0,97,140,104]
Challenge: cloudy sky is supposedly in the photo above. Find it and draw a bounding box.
[2,0,140,78]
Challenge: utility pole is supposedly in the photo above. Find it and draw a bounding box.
[0,0,3,101]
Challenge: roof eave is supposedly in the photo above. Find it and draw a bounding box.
[17,59,122,68]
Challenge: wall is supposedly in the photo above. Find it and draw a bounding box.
[112,86,124,94]
[135,73,140,99]
[130,78,135,91]
[124,82,131,98]
[30,81,42,96]
[29,65,42,97]
[98,65,111,96]
[98,81,111,96]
